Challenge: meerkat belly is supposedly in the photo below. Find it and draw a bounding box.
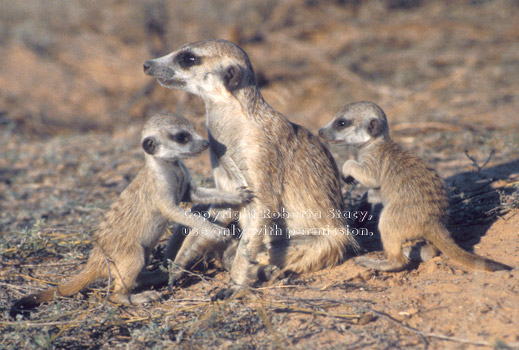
[211,136,254,193]
[139,213,169,248]
[167,166,189,205]
[212,156,241,193]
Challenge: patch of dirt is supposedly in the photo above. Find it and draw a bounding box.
[1,0,519,349]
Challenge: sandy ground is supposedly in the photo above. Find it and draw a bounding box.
[1,1,518,349]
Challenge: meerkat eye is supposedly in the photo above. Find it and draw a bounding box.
[334,119,350,129]
[171,132,191,144]
[176,51,201,69]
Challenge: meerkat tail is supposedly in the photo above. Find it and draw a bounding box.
[10,261,101,317]
[53,263,100,297]
[428,227,512,272]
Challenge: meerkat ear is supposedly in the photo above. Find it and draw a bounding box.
[367,118,383,137]
[223,65,243,91]
[142,137,157,155]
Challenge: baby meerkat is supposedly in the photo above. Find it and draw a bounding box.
[319,101,512,272]
[10,114,252,317]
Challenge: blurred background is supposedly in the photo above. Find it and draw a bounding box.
[1,0,517,136]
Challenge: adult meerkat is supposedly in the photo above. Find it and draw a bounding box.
[143,39,360,298]
[10,114,252,316]
[319,101,512,272]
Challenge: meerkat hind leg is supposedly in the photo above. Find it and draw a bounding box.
[354,239,410,271]
[403,242,439,262]
[108,251,161,305]
[355,221,410,272]
[354,255,409,272]
[133,225,187,292]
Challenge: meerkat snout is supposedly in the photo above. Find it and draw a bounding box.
[187,138,210,156]
[143,61,152,73]
[200,139,210,149]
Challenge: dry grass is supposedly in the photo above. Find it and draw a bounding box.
[1,0,519,349]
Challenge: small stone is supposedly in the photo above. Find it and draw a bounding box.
[389,278,403,287]
[480,305,491,314]
[397,308,418,318]
[406,307,419,315]
[357,312,376,325]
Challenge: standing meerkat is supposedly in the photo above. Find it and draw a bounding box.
[10,113,252,316]
[318,101,512,272]
[143,39,360,298]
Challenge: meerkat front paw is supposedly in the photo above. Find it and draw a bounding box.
[341,160,357,184]
[237,186,255,204]
[342,175,356,184]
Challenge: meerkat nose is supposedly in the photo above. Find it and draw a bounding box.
[201,140,210,149]
[143,61,152,73]
[318,129,325,137]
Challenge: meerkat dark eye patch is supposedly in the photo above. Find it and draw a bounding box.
[334,118,351,130]
[142,137,157,155]
[223,65,243,91]
[176,51,201,69]
[171,132,191,144]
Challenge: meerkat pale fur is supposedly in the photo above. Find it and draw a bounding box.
[143,39,360,298]
[319,101,512,272]
[10,114,252,316]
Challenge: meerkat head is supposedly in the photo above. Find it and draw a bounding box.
[143,40,257,102]
[141,113,209,161]
[319,101,389,147]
